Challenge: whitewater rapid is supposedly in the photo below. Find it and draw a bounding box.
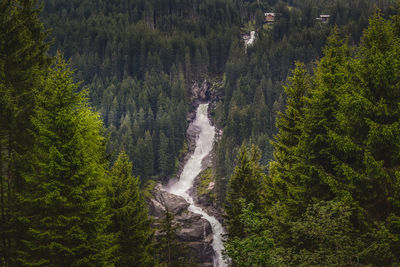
[166,103,226,267]
[243,30,256,50]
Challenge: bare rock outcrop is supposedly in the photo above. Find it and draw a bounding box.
[191,79,210,101]
[148,185,215,266]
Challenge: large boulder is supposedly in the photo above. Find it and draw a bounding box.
[148,185,215,266]
[176,213,213,242]
[150,184,189,216]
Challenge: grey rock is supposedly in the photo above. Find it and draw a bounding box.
[148,185,215,265]
[149,185,189,216]
[191,80,210,101]
[186,241,215,266]
[176,218,212,242]
[199,80,209,100]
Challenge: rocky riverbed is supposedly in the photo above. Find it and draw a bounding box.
[148,80,225,266]
[148,185,215,266]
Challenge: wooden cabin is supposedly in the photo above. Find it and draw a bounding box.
[265,13,281,24]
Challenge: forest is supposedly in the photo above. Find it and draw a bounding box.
[224,11,400,265]
[1,0,400,266]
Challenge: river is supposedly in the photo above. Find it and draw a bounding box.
[165,103,226,267]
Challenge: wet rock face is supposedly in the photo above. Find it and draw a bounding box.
[148,185,214,266]
[148,186,189,217]
[191,80,210,101]
[192,173,225,224]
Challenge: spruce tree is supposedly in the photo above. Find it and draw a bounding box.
[295,30,353,203]
[276,31,354,220]
[266,30,358,261]
[267,62,310,204]
[225,144,266,238]
[0,0,50,264]
[107,151,155,266]
[159,131,173,182]
[17,57,113,266]
[156,208,191,266]
[265,15,400,265]
[333,13,400,264]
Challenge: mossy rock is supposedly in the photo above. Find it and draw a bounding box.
[197,168,216,200]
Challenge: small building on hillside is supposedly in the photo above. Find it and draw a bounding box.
[265,13,281,24]
[316,14,330,23]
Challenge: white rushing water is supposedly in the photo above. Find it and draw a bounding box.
[244,30,256,48]
[166,103,226,267]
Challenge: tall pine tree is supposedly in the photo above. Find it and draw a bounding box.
[0,0,50,264]
[260,14,400,265]
[333,13,400,264]
[225,144,266,238]
[107,151,155,266]
[267,62,310,205]
[17,57,113,266]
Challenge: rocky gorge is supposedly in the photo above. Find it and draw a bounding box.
[148,81,225,266]
[148,184,215,266]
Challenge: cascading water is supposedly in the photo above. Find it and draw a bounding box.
[246,30,256,47]
[165,103,226,267]
[244,30,256,52]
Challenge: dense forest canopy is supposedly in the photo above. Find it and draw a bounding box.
[225,12,400,265]
[0,1,155,264]
[2,0,400,265]
[213,0,396,202]
[39,0,245,186]
[37,0,397,191]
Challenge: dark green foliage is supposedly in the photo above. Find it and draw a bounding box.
[225,12,400,266]
[107,151,155,266]
[158,132,175,183]
[214,0,394,203]
[133,131,154,180]
[2,2,174,265]
[42,0,240,80]
[223,201,274,267]
[282,201,361,266]
[0,0,50,264]
[156,208,192,266]
[266,62,310,205]
[4,0,400,265]
[225,144,266,238]
[17,57,113,266]
[39,0,243,184]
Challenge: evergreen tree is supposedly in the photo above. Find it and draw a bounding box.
[156,208,191,267]
[158,131,174,182]
[143,131,155,178]
[267,62,310,205]
[223,201,274,267]
[17,57,113,266]
[108,151,155,266]
[294,30,353,205]
[0,0,50,264]
[257,14,400,265]
[264,29,358,262]
[333,13,400,264]
[225,144,266,238]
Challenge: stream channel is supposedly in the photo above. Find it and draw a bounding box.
[165,103,226,267]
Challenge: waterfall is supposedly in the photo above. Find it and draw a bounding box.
[165,103,226,267]
[244,30,256,49]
